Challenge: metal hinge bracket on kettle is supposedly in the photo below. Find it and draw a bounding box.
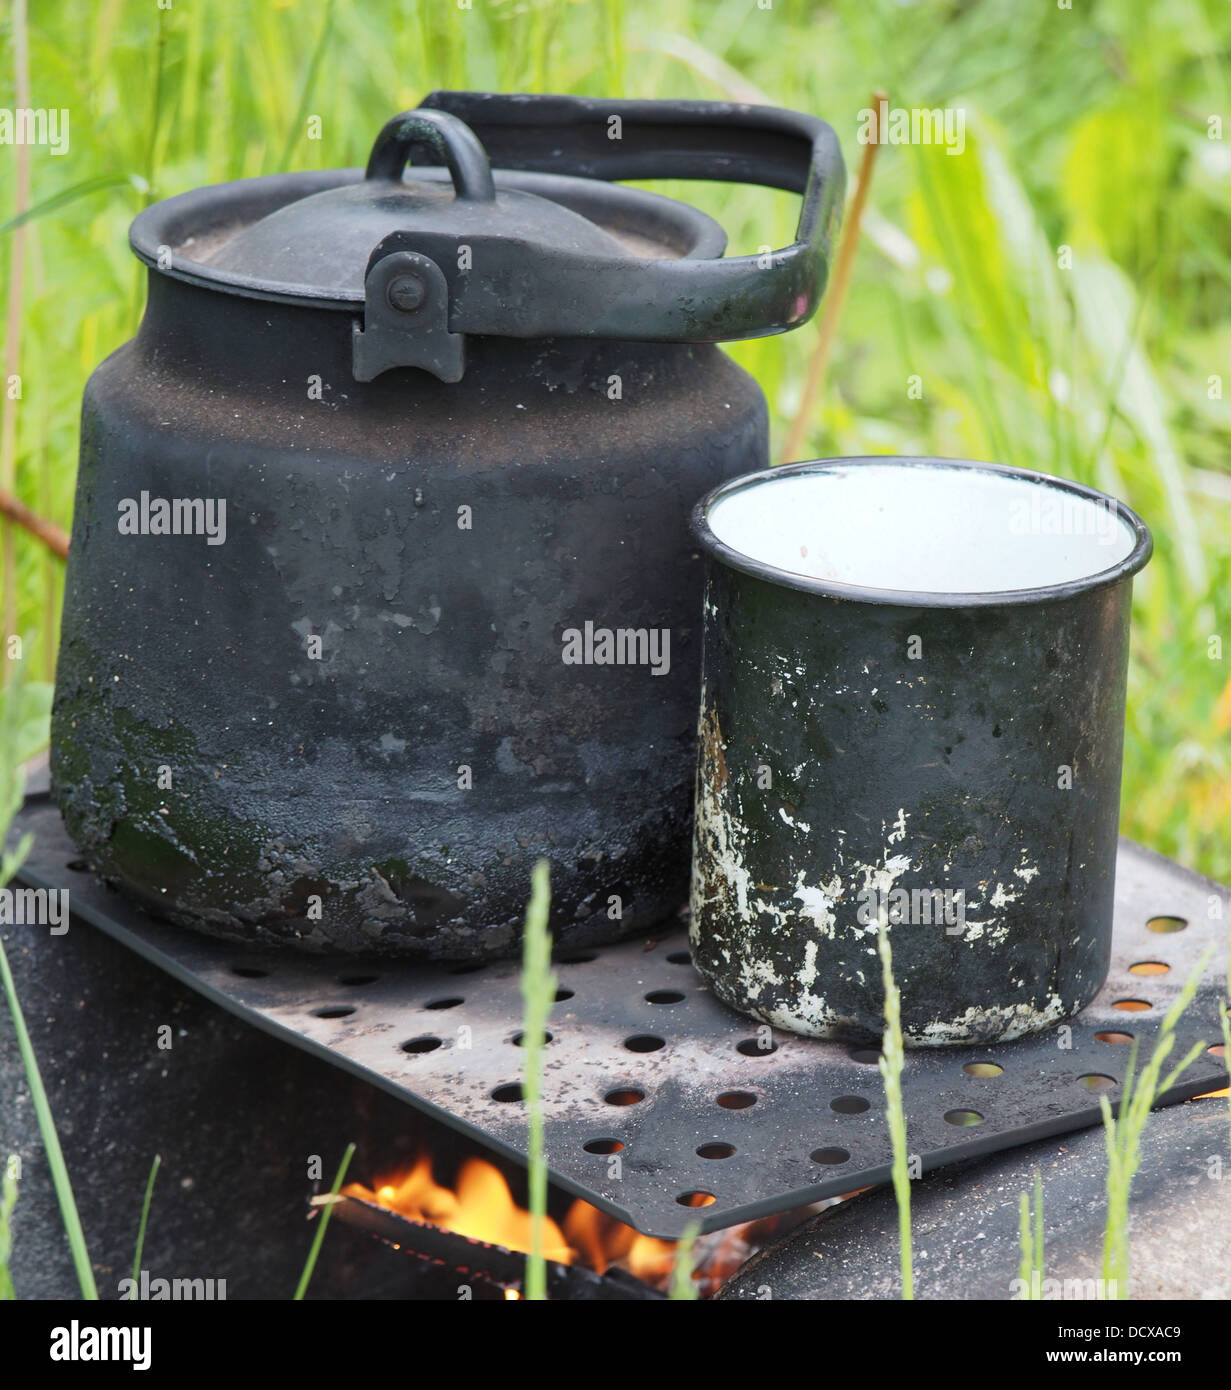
[353,248,465,383]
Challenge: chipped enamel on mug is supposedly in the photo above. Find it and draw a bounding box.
[689,457,1152,1046]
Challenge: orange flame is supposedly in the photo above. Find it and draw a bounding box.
[343,1155,756,1293]
[562,1202,678,1283]
[346,1155,575,1264]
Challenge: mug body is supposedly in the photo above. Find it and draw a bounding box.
[689,457,1152,1045]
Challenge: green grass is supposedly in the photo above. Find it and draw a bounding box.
[0,659,97,1299]
[0,0,1228,882]
[1098,950,1213,1298]
[0,883,98,1302]
[0,1154,16,1299]
[519,858,556,1301]
[128,1153,161,1296]
[293,1141,355,1301]
[668,1220,701,1300]
[1015,1169,1044,1300]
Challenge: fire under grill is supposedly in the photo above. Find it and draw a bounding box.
[313,1191,670,1300]
[308,1180,817,1299]
[12,791,1230,1241]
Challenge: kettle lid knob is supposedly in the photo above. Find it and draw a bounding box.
[364,109,497,203]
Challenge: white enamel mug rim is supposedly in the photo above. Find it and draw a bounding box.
[693,456,1153,608]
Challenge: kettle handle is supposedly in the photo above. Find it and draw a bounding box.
[409,89,846,343]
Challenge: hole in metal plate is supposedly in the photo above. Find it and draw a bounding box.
[1146,915,1187,934]
[830,1095,870,1114]
[717,1091,756,1110]
[1077,1074,1116,1092]
[697,1143,735,1160]
[944,1109,984,1127]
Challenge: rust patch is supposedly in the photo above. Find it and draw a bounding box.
[700,705,728,793]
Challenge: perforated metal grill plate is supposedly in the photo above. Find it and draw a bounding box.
[12,795,1229,1239]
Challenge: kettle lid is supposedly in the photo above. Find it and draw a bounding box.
[201,111,663,300]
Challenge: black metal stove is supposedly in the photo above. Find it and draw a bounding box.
[9,778,1228,1269]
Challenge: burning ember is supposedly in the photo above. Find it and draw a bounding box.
[343,1155,785,1295]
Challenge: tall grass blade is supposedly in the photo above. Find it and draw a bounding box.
[0,175,136,238]
[519,858,555,1302]
[141,3,171,207]
[131,2,171,329]
[129,1153,161,1295]
[1015,1170,1044,1299]
[1032,1168,1044,1277]
[0,665,96,1299]
[781,89,884,465]
[1099,946,1214,1296]
[1016,1191,1034,1299]
[1070,256,1207,594]
[1,0,32,668]
[0,1155,17,1299]
[274,0,337,173]
[0,937,98,1298]
[669,1220,701,1301]
[293,1141,355,1301]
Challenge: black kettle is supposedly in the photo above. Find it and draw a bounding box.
[50,90,844,958]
